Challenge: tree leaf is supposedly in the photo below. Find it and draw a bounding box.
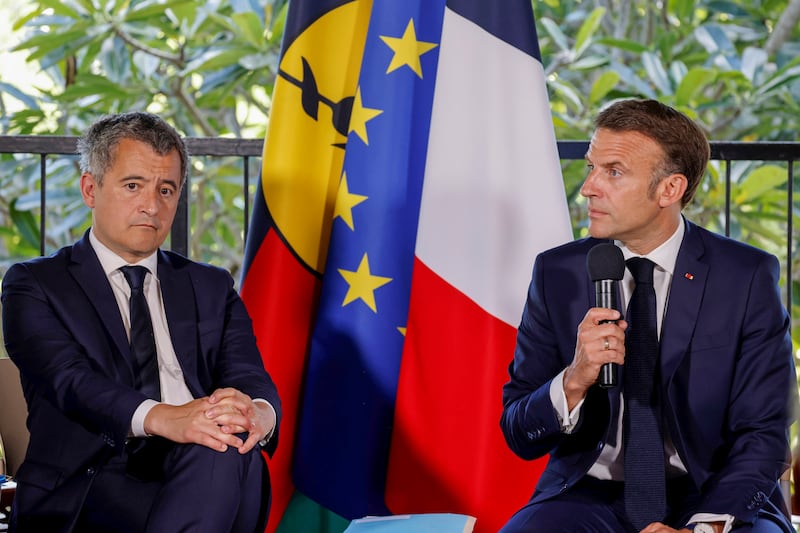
[574,7,605,59]
[539,17,570,53]
[9,199,40,250]
[595,38,649,53]
[755,63,800,98]
[589,71,619,103]
[735,164,787,203]
[570,55,609,70]
[642,51,672,95]
[232,12,265,48]
[125,0,197,22]
[0,82,41,109]
[675,67,716,106]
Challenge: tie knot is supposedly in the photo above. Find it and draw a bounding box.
[626,257,655,284]
[120,265,149,291]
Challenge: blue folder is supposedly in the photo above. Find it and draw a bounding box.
[344,514,476,533]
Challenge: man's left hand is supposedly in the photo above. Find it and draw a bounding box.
[204,387,277,454]
[639,524,691,533]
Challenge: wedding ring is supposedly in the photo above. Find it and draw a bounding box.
[603,337,610,350]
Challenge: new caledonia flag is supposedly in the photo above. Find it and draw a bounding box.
[239,1,573,532]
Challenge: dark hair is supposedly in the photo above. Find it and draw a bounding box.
[594,99,709,206]
[77,112,189,186]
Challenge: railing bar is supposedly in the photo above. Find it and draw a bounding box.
[725,159,731,237]
[40,154,46,257]
[788,160,795,324]
[2,137,798,161]
[171,174,190,257]
[243,155,250,249]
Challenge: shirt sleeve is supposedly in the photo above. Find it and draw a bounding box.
[548,368,585,434]
[131,399,160,437]
[253,398,277,445]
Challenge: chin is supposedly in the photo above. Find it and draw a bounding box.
[587,226,611,240]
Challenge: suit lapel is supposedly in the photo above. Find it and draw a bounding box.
[68,233,131,370]
[659,220,708,388]
[157,252,201,395]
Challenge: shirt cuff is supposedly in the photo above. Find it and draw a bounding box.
[253,398,277,446]
[548,369,585,433]
[130,399,160,437]
[687,514,735,533]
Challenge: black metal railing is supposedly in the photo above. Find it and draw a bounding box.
[1,136,799,313]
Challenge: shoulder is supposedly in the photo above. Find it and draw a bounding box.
[536,237,603,268]
[157,250,234,283]
[685,221,777,268]
[3,243,75,281]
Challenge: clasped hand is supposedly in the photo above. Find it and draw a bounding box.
[144,387,276,454]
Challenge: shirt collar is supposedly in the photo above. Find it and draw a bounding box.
[616,217,685,276]
[89,227,159,278]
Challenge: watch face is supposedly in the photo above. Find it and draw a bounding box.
[694,524,715,533]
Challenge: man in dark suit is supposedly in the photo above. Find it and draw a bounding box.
[499,99,796,533]
[1,112,281,532]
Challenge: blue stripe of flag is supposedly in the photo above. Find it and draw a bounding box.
[446,0,542,59]
[292,0,446,518]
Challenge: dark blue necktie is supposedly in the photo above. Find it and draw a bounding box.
[623,257,666,530]
[120,266,161,400]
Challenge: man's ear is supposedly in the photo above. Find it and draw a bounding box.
[658,173,688,208]
[80,173,98,208]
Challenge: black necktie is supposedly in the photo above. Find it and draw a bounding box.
[623,257,666,529]
[120,266,161,400]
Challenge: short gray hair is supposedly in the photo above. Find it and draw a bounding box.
[77,112,189,185]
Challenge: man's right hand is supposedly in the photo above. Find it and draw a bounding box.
[563,307,627,410]
[143,398,245,452]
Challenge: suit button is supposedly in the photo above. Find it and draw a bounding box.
[597,441,604,450]
[560,483,569,493]
[86,467,96,476]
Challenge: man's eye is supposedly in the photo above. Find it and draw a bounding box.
[161,188,174,196]
[126,183,138,190]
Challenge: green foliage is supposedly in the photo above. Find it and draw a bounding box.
[1,0,800,358]
[0,0,287,275]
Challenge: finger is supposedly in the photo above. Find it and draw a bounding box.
[586,306,622,324]
[237,432,261,455]
[211,429,244,450]
[219,423,250,434]
[211,391,254,415]
[208,387,238,403]
[207,410,251,429]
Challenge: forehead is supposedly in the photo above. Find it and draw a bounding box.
[586,128,664,166]
[108,138,182,180]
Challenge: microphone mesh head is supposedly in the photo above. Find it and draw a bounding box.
[587,243,625,281]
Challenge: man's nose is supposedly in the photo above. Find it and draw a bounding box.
[580,172,597,198]
[140,188,159,214]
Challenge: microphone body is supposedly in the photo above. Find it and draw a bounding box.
[586,243,625,389]
[595,279,620,388]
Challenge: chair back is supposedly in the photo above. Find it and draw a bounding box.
[0,357,29,476]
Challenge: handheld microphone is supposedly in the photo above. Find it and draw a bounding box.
[586,243,625,388]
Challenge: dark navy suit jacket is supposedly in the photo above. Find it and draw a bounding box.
[501,219,795,527]
[1,231,281,532]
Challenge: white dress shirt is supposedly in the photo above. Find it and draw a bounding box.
[89,229,274,442]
